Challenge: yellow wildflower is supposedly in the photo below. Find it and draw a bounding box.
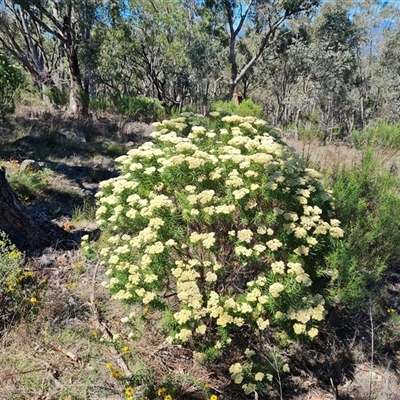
[125,386,134,395]
[157,387,167,396]
[110,369,122,379]
[8,251,21,260]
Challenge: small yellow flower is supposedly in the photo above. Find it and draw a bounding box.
[125,386,134,395]
[9,250,21,260]
[64,282,77,289]
[8,285,14,291]
[209,395,218,400]
[91,330,98,337]
[106,362,113,370]
[164,395,173,400]
[29,296,37,303]
[110,369,122,379]
[387,308,396,313]
[74,263,83,272]
[123,346,130,355]
[157,387,167,396]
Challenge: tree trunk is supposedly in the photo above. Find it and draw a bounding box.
[0,168,64,253]
[66,46,87,116]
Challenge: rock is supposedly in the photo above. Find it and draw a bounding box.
[38,254,53,266]
[59,128,86,144]
[20,159,42,172]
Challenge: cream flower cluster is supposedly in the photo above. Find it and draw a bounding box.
[228,358,276,395]
[93,112,344,394]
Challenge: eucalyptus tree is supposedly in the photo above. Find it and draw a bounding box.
[0,0,104,115]
[0,1,58,94]
[94,0,225,112]
[201,0,321,100]
[254,1,359,137]
[337,0,387,129]
[370,23,400,123]
[306,2,358,138]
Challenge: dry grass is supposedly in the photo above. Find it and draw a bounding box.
[286,138,363,172]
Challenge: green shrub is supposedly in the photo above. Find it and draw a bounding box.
[352,121,400,149]
[212,99,263,117]
[295,124,325,142]
[328,147,400,308]
[90,94,166,121]
[113,95,166,121]
[45,86,69,106]
[0,53,25,119]
[90,113,343,396]
[89,94,112,112]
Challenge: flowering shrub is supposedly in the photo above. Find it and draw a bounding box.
[0,230,44,329]
[0,230,24,295]
[92,113,343,395]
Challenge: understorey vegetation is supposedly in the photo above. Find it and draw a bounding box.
[1,0,400,396]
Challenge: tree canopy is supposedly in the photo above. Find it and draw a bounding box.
[0,0,398,135]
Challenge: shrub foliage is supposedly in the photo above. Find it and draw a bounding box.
[0,230,43,330]
[0,53,24,119]
[92,113,343,395]
[212,99,263,117]
[90,94,166,122]
[328,147,400,308]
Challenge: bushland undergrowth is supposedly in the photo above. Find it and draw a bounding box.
[1,109,400,399]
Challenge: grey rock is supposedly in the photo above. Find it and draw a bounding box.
[38,254,53,266]
[60,128,86,144]
[20,159,42,172]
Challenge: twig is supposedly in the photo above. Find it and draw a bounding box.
[89,260,131,376]
[325,343,340,399]
[369,303,374,400]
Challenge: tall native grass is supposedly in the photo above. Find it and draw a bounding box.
[86,112,344,396]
